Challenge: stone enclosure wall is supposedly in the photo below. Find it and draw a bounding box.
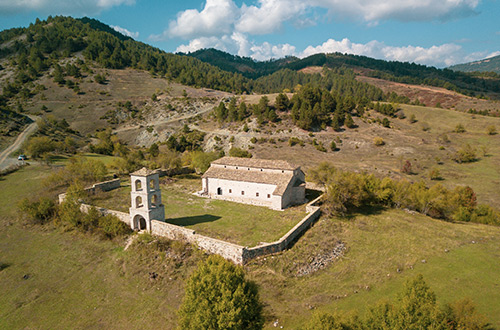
[61,178,322,265]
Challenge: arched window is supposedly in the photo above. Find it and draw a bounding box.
[149,179,155,190]
[135,196,143,208]
[135,179,142,191]
[151,194,158,207]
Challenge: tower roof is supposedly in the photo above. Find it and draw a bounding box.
[131,167,158,177]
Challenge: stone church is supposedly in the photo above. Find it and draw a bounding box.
[200,157,306,210]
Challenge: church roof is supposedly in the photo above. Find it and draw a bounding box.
[131,167,157,177]
[202,166,295,196]
[211,157,298,171]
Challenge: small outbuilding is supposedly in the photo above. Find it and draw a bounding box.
[200,157,306,210]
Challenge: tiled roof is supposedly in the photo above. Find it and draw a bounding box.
[202,166,294,196]
[131,167,157,177]
[211,157,298,171]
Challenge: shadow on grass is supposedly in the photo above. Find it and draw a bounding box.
[0,262,11,271]
[305,189,323,202]
[166,214,221,226]
[340,205,386,220]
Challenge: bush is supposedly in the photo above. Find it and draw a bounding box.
[288,137,304,147]
[330,141,337,151]
[18,196,56,225]
[229,147,252,158]
[373,137,385,146]
[486,125,497,135]
[98,214,132,238]
[177,255,263,330]
[454,123,466,133]
[429,168,441,180]
[453,144,477,163]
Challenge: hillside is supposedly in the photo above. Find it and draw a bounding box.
[1,15,500,330]
[450,54,500,74]
[189,48,500,98]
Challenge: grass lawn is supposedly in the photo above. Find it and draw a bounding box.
[90,175,309,247]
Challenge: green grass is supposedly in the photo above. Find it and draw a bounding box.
[246,209,500,329]
[2,164,500,329]
[90,176,308,247]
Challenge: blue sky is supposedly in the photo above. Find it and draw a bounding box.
[0,0,499,67]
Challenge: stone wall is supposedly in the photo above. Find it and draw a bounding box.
[58,178,121,204]
[151,220,245,264]
[61,178,323,265]
[242,195,322,262]
[80,203,130,225]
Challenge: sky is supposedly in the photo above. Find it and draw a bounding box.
[0,0,499,68]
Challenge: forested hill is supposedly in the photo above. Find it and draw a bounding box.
[0,16,253,93]
[449,55,500,74]
[182,48,296,79]
[189,49,500,97]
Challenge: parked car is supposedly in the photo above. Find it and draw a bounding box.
[18,154,26,161]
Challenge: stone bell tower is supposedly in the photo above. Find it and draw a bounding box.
[129,167,165,232]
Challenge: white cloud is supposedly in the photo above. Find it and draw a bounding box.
[236,0,308,35]
[175,33,296,60]
[112,25,139,39]
[311,0,479,23]
[0,0,134,15]
[167,0,238,39]
[177,33,483,67]
[302,38,466,67]
[159,0,480,41]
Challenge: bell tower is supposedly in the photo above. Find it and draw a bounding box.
[129,167,165,232]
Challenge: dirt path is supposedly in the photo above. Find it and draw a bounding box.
[113,102,216,134]
[0,116,38,170]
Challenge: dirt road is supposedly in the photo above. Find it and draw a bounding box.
[0,116,38,170]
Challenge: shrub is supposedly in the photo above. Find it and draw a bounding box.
[98,214,132,238]
[288,137,304,147]
[401,160,412,174]
[453,144,477,163]
[429,168,441,180]
[18,196,57,225]
[486,125,497,135]
[454,123,466,133]
[229,147,252,158]
[177,255,263,330]
[421,122,431,131]
[330,141,337,151]
[409,114,417,123]
[373,137,385,146]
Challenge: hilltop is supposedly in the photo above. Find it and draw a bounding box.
[450,54,500,74]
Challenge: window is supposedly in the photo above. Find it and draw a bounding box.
[236,167,238,169]
[267,194,271,198]
[248,168,250,170]
[151,194,158,207]
[135,196,143,208]
[256,192,259,197]
[149,179,155,190]
[260,169,262,171]
[241,191,244,195]
[217,187,222,195]
[282,170,284,173]
[229,189,232,193]
[135,179,142,191]
[224,165,226,168]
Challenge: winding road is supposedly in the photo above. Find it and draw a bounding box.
[0,116,38,170]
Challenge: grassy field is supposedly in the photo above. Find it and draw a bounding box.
[1,164,500,329]
[247,210,500,328]
[90,175,308,247]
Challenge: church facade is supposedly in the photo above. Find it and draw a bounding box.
[200,157,306,210]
